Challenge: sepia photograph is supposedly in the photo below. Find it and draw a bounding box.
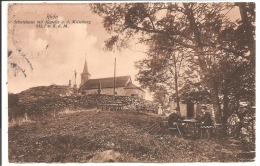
[4,1,256,164]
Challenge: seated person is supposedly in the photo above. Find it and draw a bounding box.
[168,111,184,127]
[201,112,213,126]
[200,111,213,138]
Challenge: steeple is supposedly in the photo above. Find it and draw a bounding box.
[80,59,91,87]
[82,59,90,75]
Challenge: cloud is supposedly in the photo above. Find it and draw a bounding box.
[8,5,149,97]
[27,29,48,54]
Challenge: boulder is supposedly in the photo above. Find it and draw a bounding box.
[89,150,121,162]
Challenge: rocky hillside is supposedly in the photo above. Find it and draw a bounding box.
[18,85,77,103]
[9,85,158,120]
[9,109,250,162]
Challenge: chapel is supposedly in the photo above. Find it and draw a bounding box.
[79,60,145,99]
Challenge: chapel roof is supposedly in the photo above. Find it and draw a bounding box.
[124,82,145,92]
[80,75,131,90]
[82,59,90,75]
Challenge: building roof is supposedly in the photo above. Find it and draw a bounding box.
[124,82,145,92]
[80,75,131,90]
[82,60,90,75]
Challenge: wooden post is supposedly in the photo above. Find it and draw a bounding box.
[24,113,28,121]
[113,58,116,101]
[74,70,77,88]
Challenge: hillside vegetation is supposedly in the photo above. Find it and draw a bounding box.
[9,109,250,162]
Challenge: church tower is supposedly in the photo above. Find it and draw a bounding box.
[80,59,91,87]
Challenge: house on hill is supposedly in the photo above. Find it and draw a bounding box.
[169,84,213,119]
[79,60,145,99]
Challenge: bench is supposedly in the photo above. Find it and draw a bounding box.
[160,121,184,138]
[98,102,125,111]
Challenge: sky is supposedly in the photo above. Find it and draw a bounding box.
[7,3,241,101]
[8,3,148,97]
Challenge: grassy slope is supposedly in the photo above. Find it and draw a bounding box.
[9,109,247,163]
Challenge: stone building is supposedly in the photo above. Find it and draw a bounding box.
[169,100,213,119]
[79,60,145,99]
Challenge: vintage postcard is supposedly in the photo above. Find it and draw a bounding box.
[3,1,257,165]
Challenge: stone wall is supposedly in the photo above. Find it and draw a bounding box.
[9,94,157,120]
[125,88,145,99]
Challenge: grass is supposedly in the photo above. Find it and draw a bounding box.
[8,109,251,163]
[9,114,34,127]
[58,108,97,115]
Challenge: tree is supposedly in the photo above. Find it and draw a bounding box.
[90,2,255,124]
[152,86,169,112]
[8,49,32,77]
[205,2,255,125]
[135,34,198,114]
[209,55,254,123]
[236,3,255,60]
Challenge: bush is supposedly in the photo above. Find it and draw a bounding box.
[8,93,19,108]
